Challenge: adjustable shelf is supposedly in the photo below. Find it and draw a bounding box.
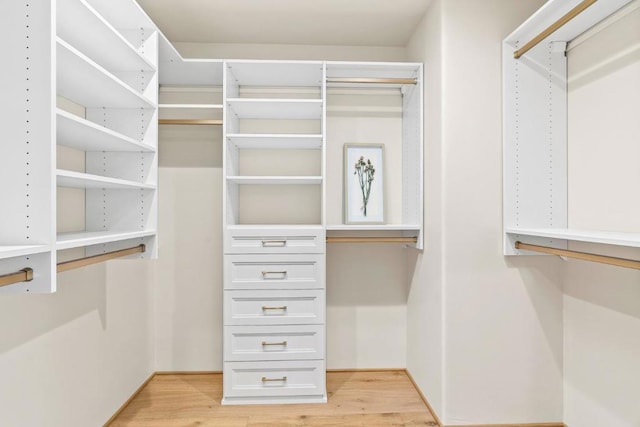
[56,170,156,190]
[56,230,156,250]
[226,61,323,87]
[226,99,322,119]
[57,38,155,109]
[226,176,323,185]
[227,134,323,150]
[57,109,155,152]
[57,0,155,74]
[326,224,421,232]
[506,228,640,249]
[0,246,51,261]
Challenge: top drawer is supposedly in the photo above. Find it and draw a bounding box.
[225,227,325,254]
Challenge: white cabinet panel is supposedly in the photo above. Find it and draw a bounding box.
[224,254,324,290]
[225,227,325,254]
[224,325,324,362]
[224,290,325,326]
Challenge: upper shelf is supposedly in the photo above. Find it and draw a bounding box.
[226,61,323,87]
[226,176,323,185]
[56,230,156,250]
[57,109,155,152]
[57,0,155,74]
[0,245,50,261]
[57,38,155,109]
[226,99,323,119]
[226,134,323,150]
[56,170,156,190]
[506,227,640,248]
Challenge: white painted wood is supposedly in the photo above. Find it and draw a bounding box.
[326,224,420,231]
[224,325,325,362]
[507,228,640,249]
[0,252,54,294]
[0,246,51,261]
[225,227,325,254]
[56,169,157,190]
[224,254,325,290]
[227,99,323,120]
[224,289,325,326]
[226,61,324,87]
[226,176,322,185]
[57,0,155,73]
[56,38,155,109]
[222,359,326,402]
[57,109,155,152]
[56,230,156,250]
[227,134,323,150]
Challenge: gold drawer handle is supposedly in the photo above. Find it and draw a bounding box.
[261,306,287,311]
[261,240,287,247]
[261,376,287,382]
[261,270,287,279]
[262,341,287,346]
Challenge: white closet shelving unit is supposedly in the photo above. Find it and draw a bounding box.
[0,0,158,293]
[503,0,635,256]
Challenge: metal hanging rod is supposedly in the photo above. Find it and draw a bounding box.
[159,119,223,125]
[327,77,418,85]
[513,0,598,59]
[326,236,418,244]
[0,268,34,288]
[515,241,640,270]
[57,244,146,273]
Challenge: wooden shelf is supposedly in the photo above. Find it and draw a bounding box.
[56,170,156,190]
[57,38,155,109]
[56,230,156,250]
[0,245,50,261]
[226,134,323,149]
[506,227,640,248]
[226,176,323,185]
[57,109,155,152]
[226,98,322,119]
[57,0,155,73]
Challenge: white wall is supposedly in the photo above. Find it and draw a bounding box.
[407,0,565,424]
[565,5,640,426]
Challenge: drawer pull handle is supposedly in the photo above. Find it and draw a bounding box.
[262,305,287,311]
[261,240,287,247]
[261,376,287,382]
[262,340,288,346]
[261,270,287,279]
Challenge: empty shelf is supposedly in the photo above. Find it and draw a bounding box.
[506,227,640,248]
[56,230,156,250]
[226,176,323,185]
[0,245,50,260]
[226,99,322,119]
[56,170,156,190]
[226,134,323,149]
[326,224,421,231]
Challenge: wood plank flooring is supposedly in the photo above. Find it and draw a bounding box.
[108,370,438,426]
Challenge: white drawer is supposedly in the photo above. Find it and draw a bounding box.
[223,360,325,402]
[224,254,324,290]
[224,227,325,254]
[224,289,325,326]
[224,325,325,362]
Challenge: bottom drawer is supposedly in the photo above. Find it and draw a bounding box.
[223,360,326,404]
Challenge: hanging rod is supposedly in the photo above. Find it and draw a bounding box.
[513,0,598,59]
[326,236,417,244]
[159,119,223,125]
[0,268,34,288]
[326,77,418,85]
[515,241,640,270]
[57,244,146,273]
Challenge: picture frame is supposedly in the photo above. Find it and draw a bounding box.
[343,143,385,224]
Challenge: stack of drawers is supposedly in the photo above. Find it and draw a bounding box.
[222,226,327,404]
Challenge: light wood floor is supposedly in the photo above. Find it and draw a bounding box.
[109,370,438,426]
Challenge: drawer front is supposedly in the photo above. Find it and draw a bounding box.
[224,254,325,290]
[224,289,325,326]
[225,228,325,255]
[224,325,325,362]
[223,360,325,399]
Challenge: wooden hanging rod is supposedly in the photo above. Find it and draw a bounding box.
[57,244,146,273]
[159,119,223,125]
[327,77,418,85]
[326,236,417,244]
[513,0,598,59]
[0,268,34,288]
[515,241,640,270]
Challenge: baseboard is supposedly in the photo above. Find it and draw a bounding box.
[326,367,406,373]
[154,370,222,375]
[446,424,565,427]
[404,369,444,427]
[103,371,156,427]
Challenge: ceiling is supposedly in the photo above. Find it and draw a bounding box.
[135,0,432,47]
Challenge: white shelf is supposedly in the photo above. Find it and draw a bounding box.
[226,224,324,231]
[57,109,155,152]
[226,98,322,119]
[159,104,223,109]
[506,228,640,248]
[56,230,156,250]
[326,224,421,231]
[226,176,323,185]
[57,0,155,73]
[0,245,50,260]
[57,38,155,109]
[56,170,156,190]
[226,61,323,87]
[226,134,323,149]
